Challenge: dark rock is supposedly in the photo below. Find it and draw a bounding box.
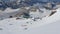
[23,13,30,18]
[16,17,20,20]
[9,16,13,18]
[49,11,56,16]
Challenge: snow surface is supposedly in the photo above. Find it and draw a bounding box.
[0,8,60,34]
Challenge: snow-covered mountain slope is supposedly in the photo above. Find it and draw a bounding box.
[0,8,29,20]
[0,8,20,20]
[0,8,60,34]
[22,20,60,34]
[0,7,51,20]
[29,8,51,19]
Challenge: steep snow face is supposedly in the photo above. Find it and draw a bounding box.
[0,7,29,20]
[29,8,51,19]
[0,8,20,20]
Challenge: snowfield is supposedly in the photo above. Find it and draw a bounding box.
[0,8,60,34]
